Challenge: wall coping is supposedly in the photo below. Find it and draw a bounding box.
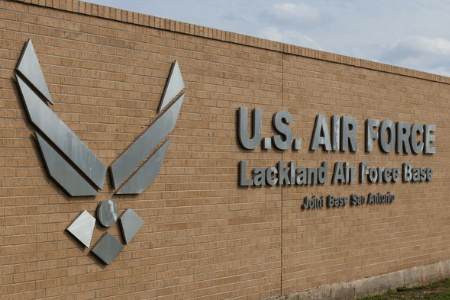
[9,0,450,85]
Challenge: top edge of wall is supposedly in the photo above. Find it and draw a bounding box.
[8,0,450,85]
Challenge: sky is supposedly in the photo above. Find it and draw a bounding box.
[87,0,450,76]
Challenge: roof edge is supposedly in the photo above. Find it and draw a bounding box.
[9,0,450,85]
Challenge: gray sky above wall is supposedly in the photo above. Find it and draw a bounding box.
[87,0,450,76]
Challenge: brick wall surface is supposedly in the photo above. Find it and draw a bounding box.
[0,0,449,299]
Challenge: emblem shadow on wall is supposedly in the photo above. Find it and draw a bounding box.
[14,39,186,264]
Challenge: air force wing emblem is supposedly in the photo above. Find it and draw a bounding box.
[15,39,185,196]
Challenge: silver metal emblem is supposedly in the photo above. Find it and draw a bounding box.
[110,94,184,191]
[35,132,99,196]
[116,138,172,194]
[16,75,107,193]
[66,210,96,248]
[15,39,185,195]
[119,208,144,244]
[66,200,144,265]
[16,39,53,104]
[91,232,124,265]
[15,39,183,265]
[97,199,119,228]
[158,60,184,112]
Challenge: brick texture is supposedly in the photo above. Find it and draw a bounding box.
[0,0,449,299]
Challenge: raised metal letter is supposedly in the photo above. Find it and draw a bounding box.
[238,107,262,150]
[272,111,293,150]
[365,119,380,152]
[424,124,436,154]
[310,114,331,151]
[410,123,424,154]
[331,115,340,151]
[396,122,411,154]
[379,120,395,153]
[341,116,358,152]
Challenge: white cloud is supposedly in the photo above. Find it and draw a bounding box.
[259,26,322,50]
[265,2,320,23]
[389,36,450,56]
[260,26,283,42]
[379,36,450,75]
[425,66,450,77]
[87,0,450,77]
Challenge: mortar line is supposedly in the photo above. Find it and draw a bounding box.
[280,53,285,296]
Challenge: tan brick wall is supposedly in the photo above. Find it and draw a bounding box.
[0,0,449,299]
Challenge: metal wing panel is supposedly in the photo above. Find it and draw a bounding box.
[16,39,53,104]
[115,138,171,194]
[110,94,184,189]
[16,75,107,190]
[36,132,98,196]
[157,60,184,112]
